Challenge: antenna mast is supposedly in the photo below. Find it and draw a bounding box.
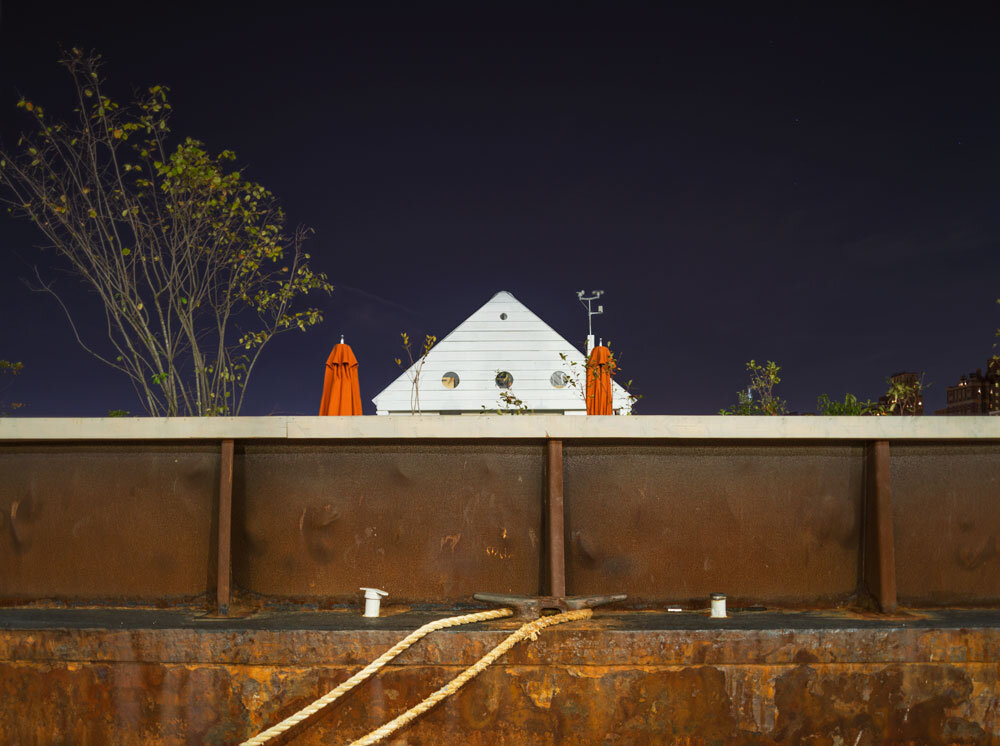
[577,289,604,354]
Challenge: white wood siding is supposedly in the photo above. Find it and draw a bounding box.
[372,291,633,415]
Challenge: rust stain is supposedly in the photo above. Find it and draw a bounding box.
[957,536,998,570]
[522,674,558,710]
[8,499,23,546]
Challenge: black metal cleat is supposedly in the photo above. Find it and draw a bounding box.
[473,592,627,620]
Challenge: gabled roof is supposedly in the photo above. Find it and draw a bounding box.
[372,291,632,414]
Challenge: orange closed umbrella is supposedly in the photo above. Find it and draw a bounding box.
[586,345,614,415]
[319,336,363,416]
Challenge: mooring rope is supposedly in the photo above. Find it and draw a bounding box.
[239,607,513,746]
[348,608,592,746]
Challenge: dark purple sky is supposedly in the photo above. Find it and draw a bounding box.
[1,3,998,415]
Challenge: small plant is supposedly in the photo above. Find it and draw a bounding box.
[394,332,437,414]
[720,360,787,415]
[816,393,884,416]
[497,386,531,414]
[603,344,641,414]
[480,370,531,414]
[880,373,926,415]
[106,409,131,417]
[0,359,24,415]
[558,352,584,403]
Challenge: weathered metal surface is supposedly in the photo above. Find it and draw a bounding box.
[0,444,218,603]
[545,439,566,597]
[3,430,1000,742]
[3,437,999,611]
[1,609,998,744]
[233,444,544,602]
[217,439,235,616]
[861,440,897,612]
[892,442,1000,606]
[563,443,864,606]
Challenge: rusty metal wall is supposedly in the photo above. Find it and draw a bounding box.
[0,444,218,603]
[233,443,545,602]
[892,442,1000,606]
[562,442,864,606]
[4,437,1000,610]
[2,615,998,744]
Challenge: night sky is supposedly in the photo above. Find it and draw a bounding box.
[1,4,998,416]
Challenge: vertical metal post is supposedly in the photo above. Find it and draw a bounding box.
[546,439,566,597]
[217,438,234,616]
[863,440,897,613]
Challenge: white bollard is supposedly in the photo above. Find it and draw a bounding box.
[710,593,727,618]
[360,587,388,617]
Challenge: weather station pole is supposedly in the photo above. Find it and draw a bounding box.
[577,290,604,354]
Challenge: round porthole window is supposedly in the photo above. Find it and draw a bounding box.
[495,371,513,389]
[550,371,569,389]
[500,313,508,320]
[441,372,460,389]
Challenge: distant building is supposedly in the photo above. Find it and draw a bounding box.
[878,371,924,415]
[935,359,1000,416]
[372,291,634,415]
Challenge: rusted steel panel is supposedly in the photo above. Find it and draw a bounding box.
[234,443,544,602]
[563,443,865,606]
[892,442,1000,606]
[0,444,218,603]
[545,439,566,597]
[861,440,897,612]
[3,660,998,744]
[3,437,999,612]
[217,439,235,616]
[2,613,999,744]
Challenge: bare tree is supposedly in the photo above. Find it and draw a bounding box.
[0,50,333,415]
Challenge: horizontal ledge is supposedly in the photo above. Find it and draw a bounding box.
[2,609,999,666]
[1,415,1000,441]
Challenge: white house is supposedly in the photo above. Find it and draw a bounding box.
[372,291,634,415]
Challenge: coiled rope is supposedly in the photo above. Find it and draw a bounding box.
[239,606,592,746]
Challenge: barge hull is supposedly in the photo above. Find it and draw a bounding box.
[1,609,998,744]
